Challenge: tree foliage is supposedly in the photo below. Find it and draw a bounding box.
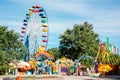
[59,22,100,60]
[47,47,61,60]
[0,26,24,75]
[80,58,94,67]
[0,50,9,75]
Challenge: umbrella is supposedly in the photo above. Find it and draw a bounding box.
[9,60,19,68]
[17,61,30,68]
[9,62,17,68]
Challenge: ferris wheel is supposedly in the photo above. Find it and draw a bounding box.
[21,5,49,60]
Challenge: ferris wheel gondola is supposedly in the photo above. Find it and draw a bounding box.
[21,5,49,60]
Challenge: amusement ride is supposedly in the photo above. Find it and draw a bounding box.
[8,3,118,76]
[20,5,54,74]
[21,5,52,60]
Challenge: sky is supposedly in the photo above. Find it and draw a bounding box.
[0,0,120,54]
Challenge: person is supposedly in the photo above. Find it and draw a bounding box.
[94,60,98,73]
[45,64,49,74]
[48,65,52,75]
[74,60,78,73]
[73,60,78,76]
[38,66,43,75]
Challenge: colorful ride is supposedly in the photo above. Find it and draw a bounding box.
[55,57,74,75]
[21,5,49,61]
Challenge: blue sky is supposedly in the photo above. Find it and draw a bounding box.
[0,0,120,54]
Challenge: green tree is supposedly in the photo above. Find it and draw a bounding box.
[0,26,24,75]
[59,22,100,60]
[47,47,61,60]
[80,58,94,67]
[0,50,9,75]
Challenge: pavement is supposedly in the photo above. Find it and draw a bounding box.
[0,75,120,80]
[62,75,120,80]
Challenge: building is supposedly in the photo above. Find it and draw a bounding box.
[99,43,119,55]
[110,44,119,54]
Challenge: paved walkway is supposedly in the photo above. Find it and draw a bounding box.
[62,76,120,80]
[0,75,120,80]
